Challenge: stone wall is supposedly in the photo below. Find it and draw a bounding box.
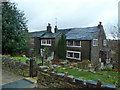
[2,56,30,77]
[37,67,116,89]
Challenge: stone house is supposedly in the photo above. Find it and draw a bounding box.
[30,22,109,63]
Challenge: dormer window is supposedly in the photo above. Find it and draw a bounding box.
[93,39,98,46]
[41,39,51,46]
[67,40,81,47]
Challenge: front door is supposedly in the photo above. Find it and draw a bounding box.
[99,51,106,64]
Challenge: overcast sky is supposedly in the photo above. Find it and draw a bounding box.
[11,0,119,38]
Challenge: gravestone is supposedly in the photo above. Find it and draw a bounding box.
[100,62,104,69]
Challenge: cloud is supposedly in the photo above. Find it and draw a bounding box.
[11,0,118,35]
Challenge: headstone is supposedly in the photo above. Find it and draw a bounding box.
[99,58,101,62]
[100,62,104,69]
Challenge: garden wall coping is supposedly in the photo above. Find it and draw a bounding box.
[101,83,116,88]
[75,78,84,82]
[86,80,97,85]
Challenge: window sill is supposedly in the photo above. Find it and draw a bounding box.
[66,56,81,60]
[67,46,81,47]
[41,44,51,46]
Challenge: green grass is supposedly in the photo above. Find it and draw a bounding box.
[54,67,118,85]
[96,70,119,77]
[11,57,42,64]
[11,57,30,63]
[36,59,42,63]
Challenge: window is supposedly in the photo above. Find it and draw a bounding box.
[66,50,81,60]
[74,53,79,59]
[67,41,73,46]
[103,40,107,46]
[74,41,80,46]
[47,39,51,44]
[41,39,51,46]
[68,52,73,57]
[93,39,98,46]
[42,40,46,44]
[67,40,81,47]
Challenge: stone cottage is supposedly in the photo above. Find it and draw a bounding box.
[29,22,109,63]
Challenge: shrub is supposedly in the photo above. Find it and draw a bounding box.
[78,60,91,69]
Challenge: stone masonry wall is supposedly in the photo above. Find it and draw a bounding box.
[2,56,30,77]
[37,68,116,89]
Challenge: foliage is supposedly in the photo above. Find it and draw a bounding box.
[107,25,120,69]
[56,33,66,59]
[2,2,29,56]
[41,47,51,59]
[78,60,91,69]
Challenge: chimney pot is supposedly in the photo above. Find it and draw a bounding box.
[54,25,58,33]
[99,21,102,25]
[47,23,52,33]
[98,21,103,29]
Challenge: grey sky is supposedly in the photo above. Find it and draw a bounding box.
[11,0,119,38]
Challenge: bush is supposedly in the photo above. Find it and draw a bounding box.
[78,60,91,69]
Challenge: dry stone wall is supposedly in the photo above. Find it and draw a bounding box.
[37,67,116,89]
[2,56,30,76]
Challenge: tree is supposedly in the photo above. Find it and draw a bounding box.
[56,33,66,59]
[2,2,29,56]
[107,25,120,69]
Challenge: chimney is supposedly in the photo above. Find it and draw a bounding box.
[46,23,52,33]
[54,25,58,33]
[97,22,103,29]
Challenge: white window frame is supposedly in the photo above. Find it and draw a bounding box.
[41,39,51,46]
[67,40,81,47]
[66,50,81,60]
[103,40,107,46]
[93,39,98,46]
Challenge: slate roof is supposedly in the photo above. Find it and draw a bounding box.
[30,26,100,40]
[40,29,71,39]
[30,31,45,38]
[66,26,99,40]
[40,32,61,39]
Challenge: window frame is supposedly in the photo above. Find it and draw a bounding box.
[66,50,81,60]
[41,39,51,46]
[67,40,81,47]
[93,39,98,46]
[103,40,107,46]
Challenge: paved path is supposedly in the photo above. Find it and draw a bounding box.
[2,70,47,88]
[2,70,24,85]
[2,70,36,88]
